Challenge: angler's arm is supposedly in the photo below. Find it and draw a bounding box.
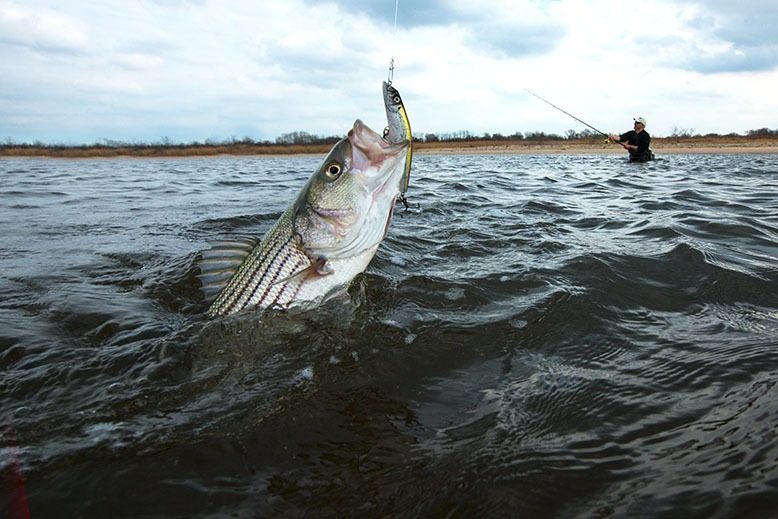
[609,133,632,149]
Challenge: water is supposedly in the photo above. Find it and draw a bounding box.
[1,153,777,517]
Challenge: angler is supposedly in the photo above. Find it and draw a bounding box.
[526,89,657,161]
[609,117,655,162]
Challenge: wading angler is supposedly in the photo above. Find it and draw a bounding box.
[610,117,655,162]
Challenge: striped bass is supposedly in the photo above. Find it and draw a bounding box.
[199,118,410,317]
[382,81,413,195]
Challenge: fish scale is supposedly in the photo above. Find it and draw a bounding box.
[205,210,312,317]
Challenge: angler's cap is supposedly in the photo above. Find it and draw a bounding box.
[634,117,647,126]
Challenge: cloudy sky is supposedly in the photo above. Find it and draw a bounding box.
[1,0,777,144]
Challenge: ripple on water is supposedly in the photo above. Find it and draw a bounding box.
[1,154,777,516]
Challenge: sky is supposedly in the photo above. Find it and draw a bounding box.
[1,0,777,144]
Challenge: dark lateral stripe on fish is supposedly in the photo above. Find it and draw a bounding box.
[234,233,292,307]
[269,276,297,309]
[250,231,303,308]
[247,238,306,310]
[215,234,289,314]
[208,225,303,316]
[267,257,307,309]
[269,252,326,308]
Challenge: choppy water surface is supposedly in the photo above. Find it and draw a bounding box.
[1,153,777,517]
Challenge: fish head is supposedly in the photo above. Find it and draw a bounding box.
[294,119,409,259]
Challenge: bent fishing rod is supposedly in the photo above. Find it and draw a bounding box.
[525,89,627,149]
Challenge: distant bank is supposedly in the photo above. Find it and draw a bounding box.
[2,136,778,158]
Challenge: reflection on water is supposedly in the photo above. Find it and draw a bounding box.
[1,153,777,517]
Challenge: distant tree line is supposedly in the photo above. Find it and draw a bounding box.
[422,130,571,142]
[2,127,777,149]
[274,131,340,145]
[667,127,778,139]
[0,132,341,149]
[422,127,778,142]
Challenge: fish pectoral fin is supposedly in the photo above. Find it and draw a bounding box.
[269,256,332,288]
[197,236,258,303]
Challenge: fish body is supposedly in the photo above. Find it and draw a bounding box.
[382,81,413,194]
[201,119,410,317]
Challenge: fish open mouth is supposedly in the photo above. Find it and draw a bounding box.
[348,119,408,175]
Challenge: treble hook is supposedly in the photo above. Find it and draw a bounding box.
[398,192,415,211]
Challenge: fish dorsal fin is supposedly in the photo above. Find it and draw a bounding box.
[197,237,258,303]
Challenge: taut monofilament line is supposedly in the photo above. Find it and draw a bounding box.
[388,0,399,84]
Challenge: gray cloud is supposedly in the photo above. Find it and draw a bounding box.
[0,5,89,55]
[115,37,180,55]
[682,45,778,74]
[321,0,564,58]
[317,0,454,27]
[671,0,778,73]
[467,20,563,58]
[685,0,778,44]
[142,0,207,6]
[4,0,770,144]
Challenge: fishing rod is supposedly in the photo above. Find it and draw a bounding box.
[525,89,627,149]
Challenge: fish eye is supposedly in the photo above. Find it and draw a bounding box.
[393,95,401,103]
[325,163,342,178]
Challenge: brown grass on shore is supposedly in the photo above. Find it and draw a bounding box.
[2,136,778,158]
[416,136,778,155]
[0,143,334,158]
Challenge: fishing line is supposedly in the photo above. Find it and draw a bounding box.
[387,0,399,84]
[525,88,627,148]
[393,0,399,37]
[386,0,415,211]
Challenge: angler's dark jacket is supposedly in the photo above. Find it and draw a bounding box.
[618,130,652,162]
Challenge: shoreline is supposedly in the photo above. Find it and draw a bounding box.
[2,137,777,158]
[417,145,778,155]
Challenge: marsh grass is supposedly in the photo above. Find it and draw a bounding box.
[2,135,777,158]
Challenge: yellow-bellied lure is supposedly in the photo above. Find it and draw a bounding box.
[382,81,413,198]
